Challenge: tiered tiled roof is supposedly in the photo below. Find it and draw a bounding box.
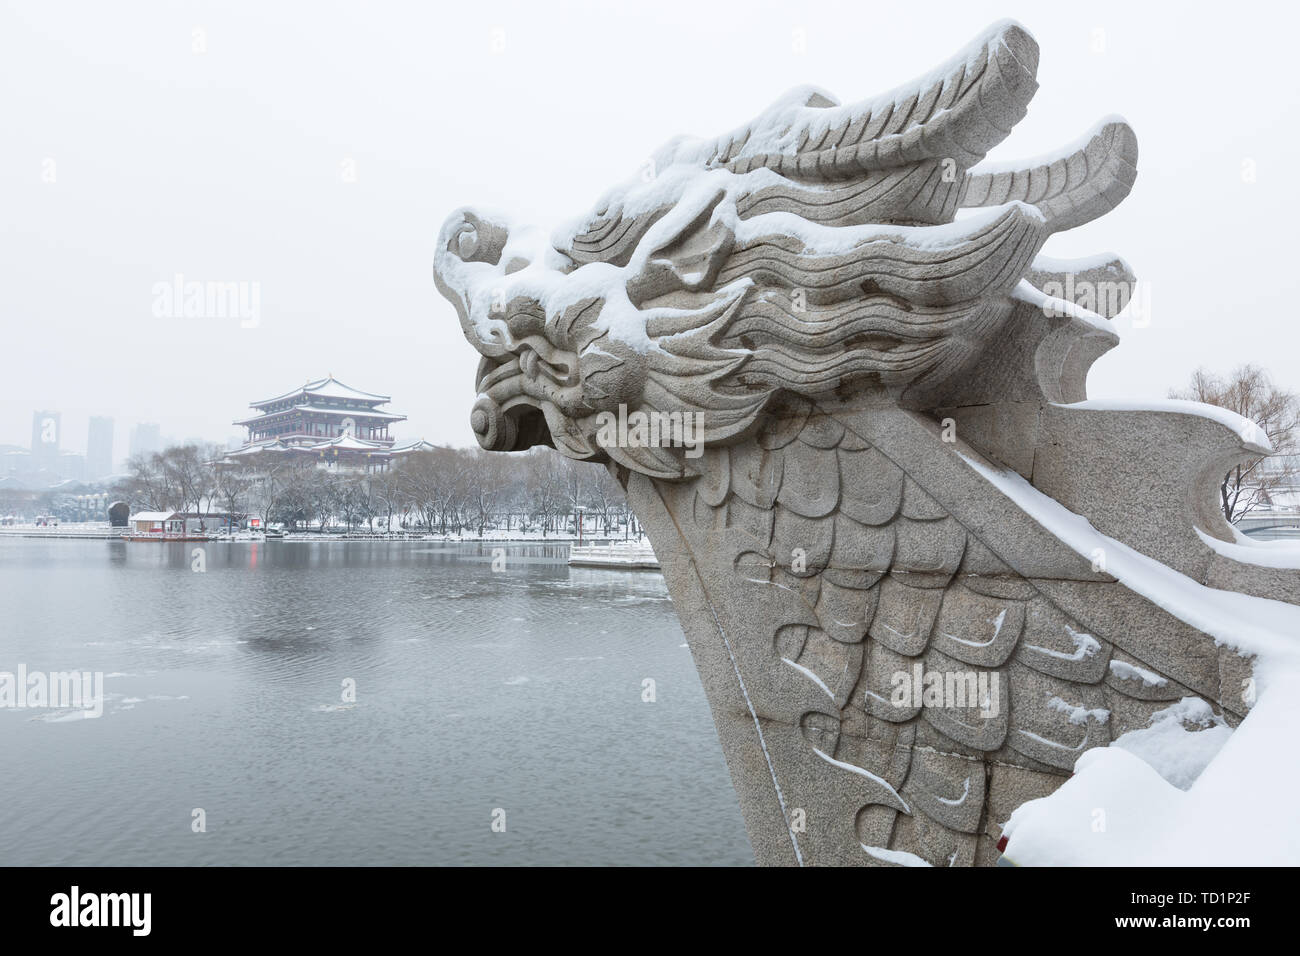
[251,376,390,409]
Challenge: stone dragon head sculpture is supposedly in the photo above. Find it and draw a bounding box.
[435,20,1135,479]
[435,21,1298,866]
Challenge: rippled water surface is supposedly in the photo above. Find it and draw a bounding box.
[0,539,752,865]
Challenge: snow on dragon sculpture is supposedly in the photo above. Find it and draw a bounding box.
[435,21,1296,866]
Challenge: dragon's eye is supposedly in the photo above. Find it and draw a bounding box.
[454,223,479,260]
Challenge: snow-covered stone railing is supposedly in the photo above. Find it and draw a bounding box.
[433,20,1300,866]
[568,540,661,569]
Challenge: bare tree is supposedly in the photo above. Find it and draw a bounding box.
[556,456,588,536]
[426,446,469,534]
[369,467,401,532]
[1170,364,1300,522]
[588,465,626,533]
[396,451,442,532]
[335,474,369,530]
[213,459,253,524]
[160,445,213,516]
[311,471,341,531]
[252,454,294,529]
[112,440,627,537]
[521,450,562,535]
[114,453,173,511]
[462,449,507,536]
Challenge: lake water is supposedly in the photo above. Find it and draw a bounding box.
[0,538,752,866]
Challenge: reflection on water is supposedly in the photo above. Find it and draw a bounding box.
[0,539,751,865]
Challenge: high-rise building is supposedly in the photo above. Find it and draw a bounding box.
[30,410,61,474]
[86,416,114,478]
[0,447,31,477]
[129,422,162,459]
[57,451,86,482]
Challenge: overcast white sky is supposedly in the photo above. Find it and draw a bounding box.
[3,0,1298,460]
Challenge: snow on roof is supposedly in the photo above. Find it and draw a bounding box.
[390,439,436,453]
[235,404,407,426]
[228,438,289,455]
[250,376,391,408]
[130,511,179,522]
[289,404,402,419]
[230,434,397,455]
[309,434,391,452]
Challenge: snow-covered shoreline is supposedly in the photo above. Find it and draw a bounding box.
[0,523,646,546]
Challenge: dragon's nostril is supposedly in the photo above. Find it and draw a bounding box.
[470,408,489,435]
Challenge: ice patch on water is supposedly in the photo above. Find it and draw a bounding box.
[504,676,531,686]
[28,709,99,723]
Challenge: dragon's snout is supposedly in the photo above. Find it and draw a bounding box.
[469,396,515,450]
[443,211,509,267]
[469,395,549,453]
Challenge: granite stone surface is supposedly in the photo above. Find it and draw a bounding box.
[433,20,1291,865]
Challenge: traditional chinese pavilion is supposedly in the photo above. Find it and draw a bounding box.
[230,376,429,472]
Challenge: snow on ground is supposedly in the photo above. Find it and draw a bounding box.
[961,454,1300,865]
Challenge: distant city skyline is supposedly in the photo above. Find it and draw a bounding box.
[1,372,430,479]
[0,380,436,471]
[1,408,242,483]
